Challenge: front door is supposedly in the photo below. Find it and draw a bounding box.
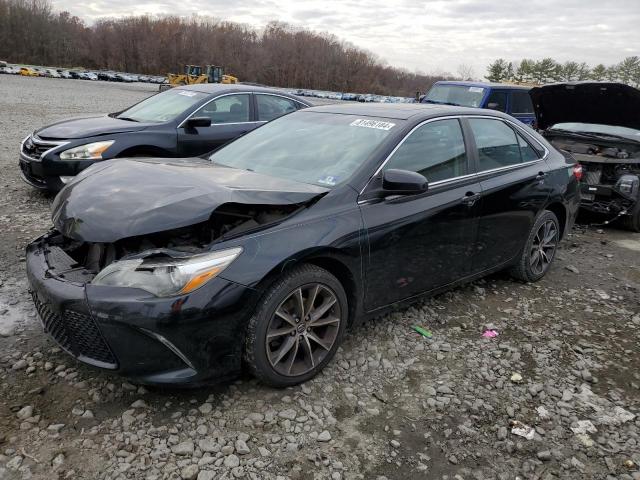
[465,117,552,272]
[177,93,258,157]
[360,118,481,311]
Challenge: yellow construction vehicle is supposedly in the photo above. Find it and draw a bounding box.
[160,65,238,91]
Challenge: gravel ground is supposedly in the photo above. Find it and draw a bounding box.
[0,75,639,480]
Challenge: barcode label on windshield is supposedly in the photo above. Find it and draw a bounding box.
[350,119,396,130]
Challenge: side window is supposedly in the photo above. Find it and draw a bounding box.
[257,95,299,121]
[199,94,250,124]
[510,91,534,114]
[517,132,541,162]
[384,119,467,183]
[469,119,522,171]
[485,90,507,112]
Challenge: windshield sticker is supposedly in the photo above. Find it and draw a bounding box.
[177,90,198,97]
[317,175,339,186]
[350,119,396,130]
[468,87,484,93]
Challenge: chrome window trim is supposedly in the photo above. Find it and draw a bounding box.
[177,92,255,128]
[466,114,549,160]
[254,92,309,112]
[359,114,549,196]
[360,115,468,195]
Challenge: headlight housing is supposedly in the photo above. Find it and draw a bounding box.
[59,140,114,160]
[91,247,242,297]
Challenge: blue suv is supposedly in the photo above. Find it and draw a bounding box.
[421,81,536,126]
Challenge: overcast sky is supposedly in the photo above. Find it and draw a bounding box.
[52,0,639,77]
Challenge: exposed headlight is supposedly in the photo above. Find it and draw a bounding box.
[91,247,242,297]
[59,140,114,160]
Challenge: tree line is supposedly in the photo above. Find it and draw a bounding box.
[0,0,449,96]
[486,57,640,87]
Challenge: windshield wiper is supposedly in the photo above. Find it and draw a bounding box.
[423,99,462,107]
[117,116,139,122]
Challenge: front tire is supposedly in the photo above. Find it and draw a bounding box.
[509,210,560,282]
[622,202,640,232]
[244,265,347,387]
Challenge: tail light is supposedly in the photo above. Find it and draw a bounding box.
[573,164,583,181]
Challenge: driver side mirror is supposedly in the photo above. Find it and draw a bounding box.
[382,169,428,196]
[185,117,212,129]
[486,102,500,110]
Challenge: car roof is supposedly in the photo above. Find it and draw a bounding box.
[434,80,532,91]
[303,102,501,120]
[178,83,308,100]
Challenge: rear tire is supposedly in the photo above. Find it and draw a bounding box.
[509,210,560,282]
[244,265,347,387]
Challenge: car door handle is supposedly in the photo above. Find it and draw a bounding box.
[536,171,547,181]
[461,192,481,206]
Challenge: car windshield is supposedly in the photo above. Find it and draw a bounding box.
[550,122,640,140]
[209,112,400,187]
[116,89,208,123]
[424,84,485,107]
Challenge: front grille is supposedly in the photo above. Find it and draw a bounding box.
[22,136,60,160]
[64,310,117,366]
[33,294,72,352]
[33,293,117,368]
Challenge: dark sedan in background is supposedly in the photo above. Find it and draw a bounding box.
[26,103,580,387]
[19,84,311,192]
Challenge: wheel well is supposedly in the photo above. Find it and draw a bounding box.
[545,202,567,238]
[259,255,360,328]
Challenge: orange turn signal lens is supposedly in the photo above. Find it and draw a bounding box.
[178,267,222,294]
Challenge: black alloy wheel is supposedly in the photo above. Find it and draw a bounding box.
[529,219,558,276]
[244,264,347,387]
[266,283,341,377]
[510,210,560,282]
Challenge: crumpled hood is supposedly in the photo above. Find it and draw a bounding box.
[36,115,150,140]
[530,82,640,131]
[52,158,329,243]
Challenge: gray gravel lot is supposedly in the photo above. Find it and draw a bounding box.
[0,75,639,480]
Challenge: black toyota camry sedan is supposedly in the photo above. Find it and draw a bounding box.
[26,103,580,387]
[19,84,311,192]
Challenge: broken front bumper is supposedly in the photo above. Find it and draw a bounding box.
[580,182,638,215]
[26,232,257,386]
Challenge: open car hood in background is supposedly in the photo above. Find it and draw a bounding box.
[51,158,328,243]
[530,82,640,131]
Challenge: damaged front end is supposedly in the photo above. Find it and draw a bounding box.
[57,202,302,278]
[26,158,328,383]
[548,136,640,218]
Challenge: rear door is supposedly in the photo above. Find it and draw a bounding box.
[508,90,536,126]
[465,117,551,273]
[177,93,258,156]
[360,118,482,311]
